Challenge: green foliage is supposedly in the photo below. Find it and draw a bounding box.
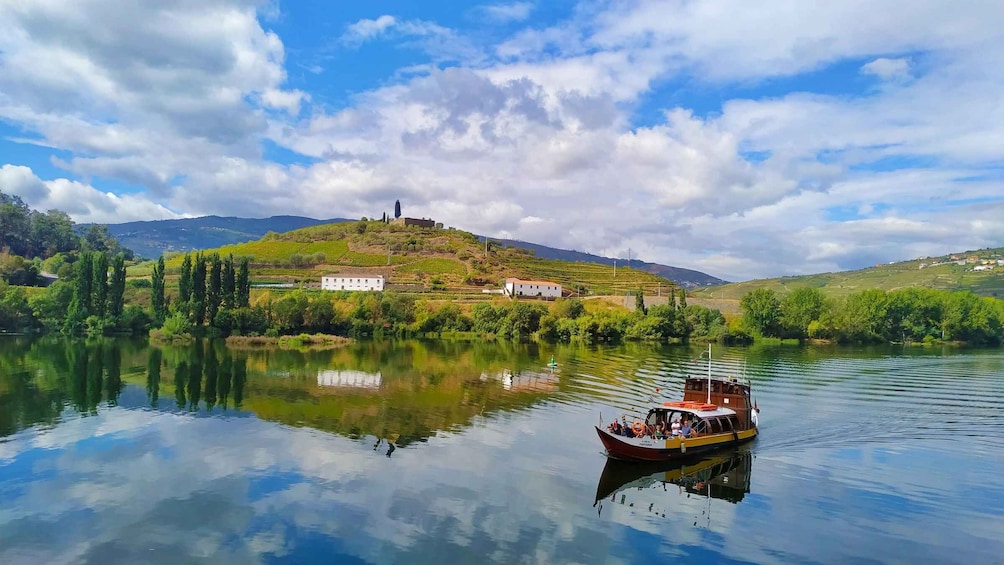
[635,289,647,315]
[207,254,222,324]
[741,288,782,337]
[780,287,830,339]
[91,253,109,318]
[0,253,41,286]
[151,256,166,322]
[192,253,207,325]
[178,253,193,304]
[108,254,126,318]
[237,257,250,308]
[159,312,193,339]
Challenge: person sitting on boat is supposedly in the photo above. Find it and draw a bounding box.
[671,418,682,437]
[680,419,693,438]
[608,420,622,435]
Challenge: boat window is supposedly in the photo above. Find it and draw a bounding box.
[719,417,733,432]
[709,418,723,434]
[727,415,741,430]
[693,419,707,434]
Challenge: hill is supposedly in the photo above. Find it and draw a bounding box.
[491,239,726,288]
[99,215,352,259]
[150,220,681,299]
[105,214,723,288]
[691,249,1004,301]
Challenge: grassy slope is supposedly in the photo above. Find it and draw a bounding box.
[134,220,676,298]
[691,250,1004,303]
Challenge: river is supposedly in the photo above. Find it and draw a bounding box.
[1,338,1002,564]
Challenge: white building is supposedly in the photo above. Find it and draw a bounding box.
[321,274,384,291]
[504,278,562,299]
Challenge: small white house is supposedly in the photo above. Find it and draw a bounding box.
[317,370,382,389]
[321,274,384,291]
[504,278,562,299]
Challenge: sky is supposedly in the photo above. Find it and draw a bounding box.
[1,0,1003,281]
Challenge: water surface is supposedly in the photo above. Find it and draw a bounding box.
[1,338,1002,564]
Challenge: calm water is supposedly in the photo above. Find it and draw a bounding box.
[1,338,1003,565]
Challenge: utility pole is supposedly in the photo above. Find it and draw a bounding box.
[613,259,617,278]
[387,243,391,265]
[484,237,489,258]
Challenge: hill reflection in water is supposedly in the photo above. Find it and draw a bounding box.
[0,338,562,448]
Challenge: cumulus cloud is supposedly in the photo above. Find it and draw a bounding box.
[2,0,1004,279]
[0,165,182,223]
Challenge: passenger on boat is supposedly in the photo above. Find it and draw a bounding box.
[671,418,681,437]
[608,420,622,435]
[680,419,693,438]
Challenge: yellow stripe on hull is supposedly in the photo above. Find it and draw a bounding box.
[662,428,758,450]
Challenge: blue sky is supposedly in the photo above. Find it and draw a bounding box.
[1,0,1003,280]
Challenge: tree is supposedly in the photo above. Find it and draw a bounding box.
[178,253,193,304]
[837,289,888,343]
[222,255,236,310]
[92,252,109,318]
[779,287,828,339]
[108,253,126,318]
[394,199,401,219]
[31,210,77,258]
[678,288,687,309]
[207,254,222,325]
[151,256,166,322]
[237,257,250,308]
[192,253,207,325]
[0,193,32,257]
[635,289,647,315]
[740,288,782,337]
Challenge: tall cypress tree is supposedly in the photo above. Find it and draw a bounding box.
[192,253,207,325]
[207,254,222,325]
[222,255,236,310]
[178,253,193,304]
[394,199,401,219]
[77,252,94,315]
[92,252,109,318]
[678,288,687,310]
[151,256,166,322]
[237,257,250,308]
[108,253,126,318]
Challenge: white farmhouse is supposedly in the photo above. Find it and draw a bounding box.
[321,274,385,291]
[504,278,562,299]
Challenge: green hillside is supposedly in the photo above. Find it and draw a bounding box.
[141,220,676,299]
[691,249,1004,301]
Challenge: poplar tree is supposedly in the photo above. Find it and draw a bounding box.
[92,252,109,318]
[207,254,222,325]
[151,256,166,321]
[192,253,207,325]
[678,288,688,310]
[108,253,126,318]
[76,252,94,315]
[236,257,250,308]
[222,255,236,310]
[179,253,193,304]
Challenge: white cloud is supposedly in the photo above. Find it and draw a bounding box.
[340,15,398,45]
[480,2,535,23]
[0,164,182,223]
[861,57,912,81]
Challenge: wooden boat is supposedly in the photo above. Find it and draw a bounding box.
[595,346,759,462]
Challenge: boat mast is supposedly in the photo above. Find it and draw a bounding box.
[707,343,712,404]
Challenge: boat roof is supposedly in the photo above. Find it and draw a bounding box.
[651,402,736,418]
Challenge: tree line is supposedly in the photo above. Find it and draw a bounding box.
[152,252,254,338]
[738,287,1004,345]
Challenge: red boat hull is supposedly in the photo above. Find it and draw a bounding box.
[596,426,756,462]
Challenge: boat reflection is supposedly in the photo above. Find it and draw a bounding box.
[594,448,753,516]
[481,368,559,392]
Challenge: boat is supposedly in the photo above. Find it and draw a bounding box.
[595,345,759,462]
[594,448,753,508]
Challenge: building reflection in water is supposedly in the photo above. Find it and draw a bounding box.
[482,368,559,392]
[594,448,753,525]
[317,370,382,389]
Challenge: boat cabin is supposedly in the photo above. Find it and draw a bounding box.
[642,402,744,438]
[683,377,755,430]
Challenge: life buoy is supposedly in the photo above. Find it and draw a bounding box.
[632,421,645,436]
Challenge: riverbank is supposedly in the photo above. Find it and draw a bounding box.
[225,333,353,350]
